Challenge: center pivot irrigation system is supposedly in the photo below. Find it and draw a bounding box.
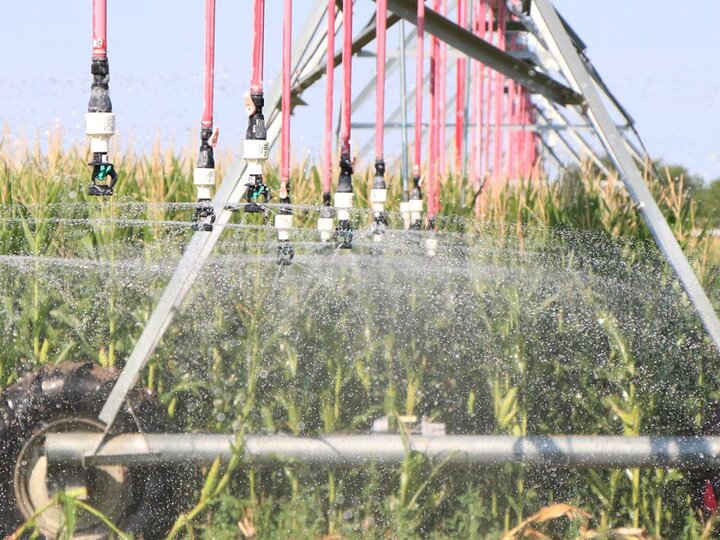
[4,0,720,535]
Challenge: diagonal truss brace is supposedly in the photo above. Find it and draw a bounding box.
[529,0,720,354]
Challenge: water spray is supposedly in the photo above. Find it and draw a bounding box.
[192,0,219,231]
[243,0,270,213]
[371,0,389,240]
[334,0,354,249]
[275,0,295,265]
[86,0,117,196]
[409,0,425,230]
[318,0,336,243]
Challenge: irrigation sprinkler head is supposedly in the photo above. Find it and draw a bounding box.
[242,133,270,214]
[275,200,294,265]
[243,177,270,213]
[276,240,295,266]
[333,153,354,249]
[192,201,216,232]
[86,57,116,196]
[87,156,118,196]
[334,219,353,249]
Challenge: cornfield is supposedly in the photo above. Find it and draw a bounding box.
[1,131,720,538]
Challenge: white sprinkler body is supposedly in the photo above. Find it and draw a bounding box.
[409,198,423,225]
[193,167,217,201]
[400,200,412,230]
[86,112,115,154]
[317,217,335,242]
[370,188,388,214]
[275,214,293,242]
[243,139,269,176]
[334,192,354,222]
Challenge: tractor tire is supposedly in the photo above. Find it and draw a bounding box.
[0,361,195,539]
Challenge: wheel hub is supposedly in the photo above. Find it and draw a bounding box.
[14,418,134,539]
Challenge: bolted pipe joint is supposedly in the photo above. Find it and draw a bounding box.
[334,153,354,249]
[245,92,267,141]
[88,58,112,114]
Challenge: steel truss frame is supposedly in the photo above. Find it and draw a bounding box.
[51,0,720,469]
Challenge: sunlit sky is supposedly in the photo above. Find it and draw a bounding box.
[2,1,719,181]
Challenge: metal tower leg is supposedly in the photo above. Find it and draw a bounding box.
[529,0,720,354]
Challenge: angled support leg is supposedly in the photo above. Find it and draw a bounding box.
[530,0,720,354]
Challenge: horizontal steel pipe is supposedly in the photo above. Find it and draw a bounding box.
[46,433,720,469]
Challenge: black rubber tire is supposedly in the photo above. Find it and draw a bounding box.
[0,361,195,539]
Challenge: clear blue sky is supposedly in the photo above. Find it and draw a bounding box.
[1,1,718,181]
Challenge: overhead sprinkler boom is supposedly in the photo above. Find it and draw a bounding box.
[192,0,219,231]
[86,0,118,196]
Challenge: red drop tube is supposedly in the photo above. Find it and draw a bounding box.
[340,0,353,159]
[280,0,292,197]
[412,1,425,183]
[322,0,336,201]
[455,0,467,172]
[371,0,389,234]
[251,0,265,95]
[92,0,107,59]
[492,0,506,184]
[201,0,216,129]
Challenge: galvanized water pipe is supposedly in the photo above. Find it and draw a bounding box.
[46,433,720,470]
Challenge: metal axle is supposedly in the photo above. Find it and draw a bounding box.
[46,433,720,470]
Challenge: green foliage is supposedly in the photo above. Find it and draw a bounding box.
[1,138,719,539]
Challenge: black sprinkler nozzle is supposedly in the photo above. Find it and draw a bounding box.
[335,220,353,249]
[88,155,118,196]
[244,176,270,213]
[276,240,295,266]
[192,201,216,232]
